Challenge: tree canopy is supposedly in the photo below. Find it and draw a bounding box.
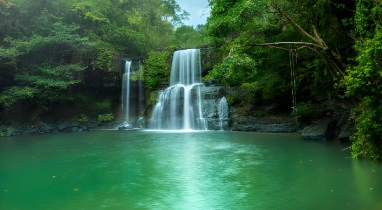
[205,0,382,160]
[0,0,199,112]
[205,0,356,101]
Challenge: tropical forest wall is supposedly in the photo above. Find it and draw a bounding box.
[0,0,381,160]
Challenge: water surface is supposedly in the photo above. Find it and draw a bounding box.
[1,131,381,209]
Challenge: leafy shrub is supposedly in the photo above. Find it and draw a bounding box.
[97,113,114,125]
[144,47,174,91]
[205,50,258,86]
[146,91,158,106]
[348,99,382,160]
[291,102,321,122]
[94,50,114,70]
[224,81,267,107]
[72,114,88,122]
[0,86,37,109]
[130,65,144,82]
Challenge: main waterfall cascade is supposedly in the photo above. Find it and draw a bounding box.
[150,49,207,130]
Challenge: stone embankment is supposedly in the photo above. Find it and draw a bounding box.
[0,121,120,137]
[231,116,299,133]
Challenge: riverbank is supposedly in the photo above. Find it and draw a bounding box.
[0,107,355,143]
[0,121,121,137]
[0,85,356,142]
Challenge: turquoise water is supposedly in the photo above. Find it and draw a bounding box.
[0,131,381,209]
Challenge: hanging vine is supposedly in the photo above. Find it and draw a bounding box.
[289,47,298,111]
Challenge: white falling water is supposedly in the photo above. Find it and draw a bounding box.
[218,97,229,130]
[150,49,207,130]
[138,60,144,118]
[122,61,131,123]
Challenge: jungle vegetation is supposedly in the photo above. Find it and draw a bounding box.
[205,0,381,160]
[0,0,204,115]
[0,0,381,160]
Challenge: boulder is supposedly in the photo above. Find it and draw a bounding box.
[338,125,356,142]
[301,119,332,140]
[69,122,80,127]
[71,127,82,132]
[39,124,54,133]
[58,122,70,131]
[58,122,81,131]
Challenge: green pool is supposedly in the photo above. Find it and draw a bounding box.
[1,131,381,209]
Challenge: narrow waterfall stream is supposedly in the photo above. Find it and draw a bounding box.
[120,59,145,129]
[218,96,229,130]
[122,61,131,123]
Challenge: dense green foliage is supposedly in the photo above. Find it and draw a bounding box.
[144,49,174,91]
[0,0,201,120]
[0,18,95,110]
[343,0,382,160]
[205,0,382,159]
[174,25,210,49]
[205,0,354,105]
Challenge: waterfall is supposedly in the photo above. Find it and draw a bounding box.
[150,49,207,130]
[122,61,131,123]
[218,97,229,119]
[218,97,229,130]
[138,60,144,119]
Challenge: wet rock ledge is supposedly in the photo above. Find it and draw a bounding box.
[231,116,299,133]
[0,121,121,137]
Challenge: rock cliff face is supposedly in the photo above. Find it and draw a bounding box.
[199,86,298,132]
[199,85,353,141]
[200,86,230,130]
[231,116,298,132]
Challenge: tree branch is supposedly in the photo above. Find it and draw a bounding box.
[303,46,345,76]
[270,4,324,47]
[240,42,343,79]
[270,3,347,71]
[245,41,324,49]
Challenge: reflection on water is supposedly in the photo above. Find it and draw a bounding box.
[0,131,382,209]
